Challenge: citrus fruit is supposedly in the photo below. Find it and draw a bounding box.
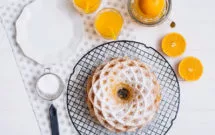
[162,32,186,57]
[73,0,101,14]
[178,56,203,81]
[139,0,165,18]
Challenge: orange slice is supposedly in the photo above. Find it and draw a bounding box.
[178,56,203,81]
[73,0,101,14]
[162,32,186,57]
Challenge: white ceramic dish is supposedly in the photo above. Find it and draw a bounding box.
[16,0,84,65]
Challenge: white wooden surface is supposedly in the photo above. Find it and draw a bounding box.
[0,20,40,135]
[134,0,215,134]
[0,0,215,134]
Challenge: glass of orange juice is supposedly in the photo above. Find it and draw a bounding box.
[128,0,172,26]
[94,8,124,40]
[73,0,101,14]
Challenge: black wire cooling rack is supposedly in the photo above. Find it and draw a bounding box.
[66,40,180,135]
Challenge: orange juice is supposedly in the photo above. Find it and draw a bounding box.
[73,0,101,14]
[94,8,124,40]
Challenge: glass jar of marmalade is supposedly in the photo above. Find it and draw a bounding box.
[128,0,172,26]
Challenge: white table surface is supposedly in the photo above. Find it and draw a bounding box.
[0,0,215,134]
[0,21,40,135]
[133,0,215,134]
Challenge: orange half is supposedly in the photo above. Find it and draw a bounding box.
[178,56,203,81]
[139,0,165,18]
[162,32,186,57]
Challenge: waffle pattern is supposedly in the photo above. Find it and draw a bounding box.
[87,57,160,132]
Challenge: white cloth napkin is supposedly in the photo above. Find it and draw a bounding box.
[0,0,16,7]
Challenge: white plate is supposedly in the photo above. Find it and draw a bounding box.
[16,0,84,65]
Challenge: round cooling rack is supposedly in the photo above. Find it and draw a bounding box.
[66,40,180,135]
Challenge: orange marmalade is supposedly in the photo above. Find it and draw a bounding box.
[129,0,170,25]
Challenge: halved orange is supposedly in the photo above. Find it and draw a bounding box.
[139,0,165,18]
[162,32,186,57]
[178,56,203,81]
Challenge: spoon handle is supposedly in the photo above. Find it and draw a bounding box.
[49,104,59,135]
